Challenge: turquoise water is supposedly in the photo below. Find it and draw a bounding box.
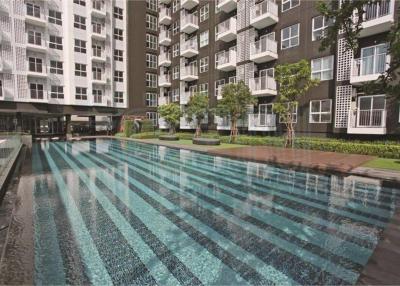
[32,139,399,285]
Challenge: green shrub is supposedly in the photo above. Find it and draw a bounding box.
[123,120,134,137]
[115,132,125,137]
[141,120,155,133]
[130,131,160,139]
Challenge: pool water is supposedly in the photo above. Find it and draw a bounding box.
[31,139,400,285]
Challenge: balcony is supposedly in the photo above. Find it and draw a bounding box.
[180,64,198,81]
[180,89,196,105]
[91,0,106,18]
[159,29,172,46]
[215,85,224,100]
[248,113,276,131]
[357,0,395,38]
[180,38,198,57]
[181,0,199,10]
[0,58,12,73]
[25,11,47,27]
[180,116,207,129]
[159,7,172,25]
[250,37,278,63]
[216,0,237,13]
[158,95,170,106]
[249,76,277,96]
[91,50,107,63]
[91,24,107,41]
[27,65,47,78]
[180,13,199,34]
[216,17,237,42]
[350,54,390,85]
[26,37,47,53]
[159,52,172,67]
[159,0,172,4]
[215,116,247,130]
[347,108,387,134]
[0,1,9,15]
[216,49,237,72]
[250,0,278,29]
[92,74,107,85]
[159,74,172,87]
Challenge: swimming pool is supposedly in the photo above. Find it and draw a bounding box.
[30,139,399,285]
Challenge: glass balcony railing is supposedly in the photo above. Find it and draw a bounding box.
[249,76,276,93]
[248,114,276,128]
[250,0,278,20]
[352,54,389,77]
[250,37,277,56]
[363,0,391,21]
[348,109,386,128]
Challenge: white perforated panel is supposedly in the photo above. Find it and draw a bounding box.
[15,47,25,71]
[17,74,27,99]
[336,38,353,82]
[335,85,353,128]
[13,19,25,44]
[13,0,25,16]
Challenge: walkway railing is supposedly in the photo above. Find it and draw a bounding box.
[0,134,22,178]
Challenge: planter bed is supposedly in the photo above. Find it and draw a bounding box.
[159,135,179,141]
[193,138,221,146]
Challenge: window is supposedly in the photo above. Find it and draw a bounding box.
[92,43,102,57]
[146,0,157,12]
[279,103,298,123]
[199,30,209,48]
[50,86,64,99]
[146,73,157,88]
[28,57,42,73]
[146,54,157,69]
[281,23,299,49]
[146,14,158,31]
[114,49,123,61]
[114,6,123,20]
[73,0,85,6]
[146,34,158,50]
[92,21,103,34]
[172,43,180,57]
[171,88,179,102]
[282,0,300,12]
[200,57,209,73]
[74,39,86,53]
[50,61,63,74]
[311,55,334,81]
[199,83,208,95]
[75,63,87,77]
[49,35,62,50]
[309,99,332,123]
[200,4,209,22]
[92,67,102,80]
[146,92,158,107]
[146,112,158,126]
[93,89,103,103]
[172,0,180,13]
[29,83,44,99]
[114,70,123,82]
[26,3,40,18]
[74,15,86,30]
[114,91,124,103]
[75,87,87,100]
[172,21,180,35]
[49,10,62,25]
[172,66,180,79]
[0,80,2,97]
[215,0,221,14]
[312,15,332,41]
[27,31,42,46]
[114,28,123,41]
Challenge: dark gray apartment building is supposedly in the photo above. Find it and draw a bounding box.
[132,0,399,137]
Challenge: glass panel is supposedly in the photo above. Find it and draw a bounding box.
[311,101,320,113]
[359,97,372,110]
[372,96,385,109]
[321,100,331,112]
[313,16,323,29]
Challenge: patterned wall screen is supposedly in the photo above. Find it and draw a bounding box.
[335,85,353,128]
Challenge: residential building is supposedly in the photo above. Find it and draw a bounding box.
[155,0,399,137]
[0,0,127,134]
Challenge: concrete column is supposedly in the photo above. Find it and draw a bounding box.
[65,114,72,140]
[15,112,22,132]
[88,116,96,135]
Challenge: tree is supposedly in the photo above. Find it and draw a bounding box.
[184,93,210,138]
[316,0,400,96]
[158,103,182,135]
[216,81,256,143]
[273,60,320,148]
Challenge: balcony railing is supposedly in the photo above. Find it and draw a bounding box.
[250,0,278,28]
[180,64,198,79]
[216,17,237,41]
[159,51,171,65]
[159,7,172,20]
[215,116,247,129]
[250,37,277,58]
[216,0,237,13]
[249,76,276,95]
[248,114,276,128]
[216,49,236,70]
[363,0,391,22]
[348,109,386,128]
[159,74,171,86]
[159,29,171,45]
[352,54,389,77]
[181,13,199,33]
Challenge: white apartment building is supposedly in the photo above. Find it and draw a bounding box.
[0,0,127,134]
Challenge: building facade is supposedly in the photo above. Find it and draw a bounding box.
[156,0,399,137]
[0,0,127,134]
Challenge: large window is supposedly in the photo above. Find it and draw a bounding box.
[27,31,42,46]
[114,49,123,61]
[199,83,208,95]
[146,34,158,50]
[114,7,123,20]
[146,14,158,31]
[146,0,157,12]
[146,112,158,126]
[50,61,63,74]
[92,43,102,57]
[172,43,179,57]
[146,53,158,69]
[49,10,62,25]
[26,3,40,18]
[114,70,123,82]
[114,91,124,103]
[199,30,209,48]
[172,66,179,79]
[30,83,44,99]
[172,21,180,35]
[312,15,331,41]
[200,4,209,22]
[199,57,209,73]
[28,57,42,72]
[309,99,332,123]
[75,63,87,77]
[146,92,158,107]
[282,0,300,12]
[281,24,299,49]
[50,86,64,99]
[92,66,102,80]
[49,35,62,50]
[93,89,103,103]
[114,28,123,41]
[74,15,86,30]
[172,0,180,13]
[146,73,157,88]
[311,55,334,81]
[73,0,85,6]
[74,39,86,53]
[75,87,87,100]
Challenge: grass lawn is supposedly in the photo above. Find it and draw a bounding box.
[147,139,244,149]
[363,158,400,171]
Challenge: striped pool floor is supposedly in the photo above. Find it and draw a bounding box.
[31,139,400,285]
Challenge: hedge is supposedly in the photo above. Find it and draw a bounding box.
[119,132,400,159]
[123,120,134,137]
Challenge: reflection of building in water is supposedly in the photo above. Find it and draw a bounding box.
[305,173,320,194]
[344,175,382,203]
